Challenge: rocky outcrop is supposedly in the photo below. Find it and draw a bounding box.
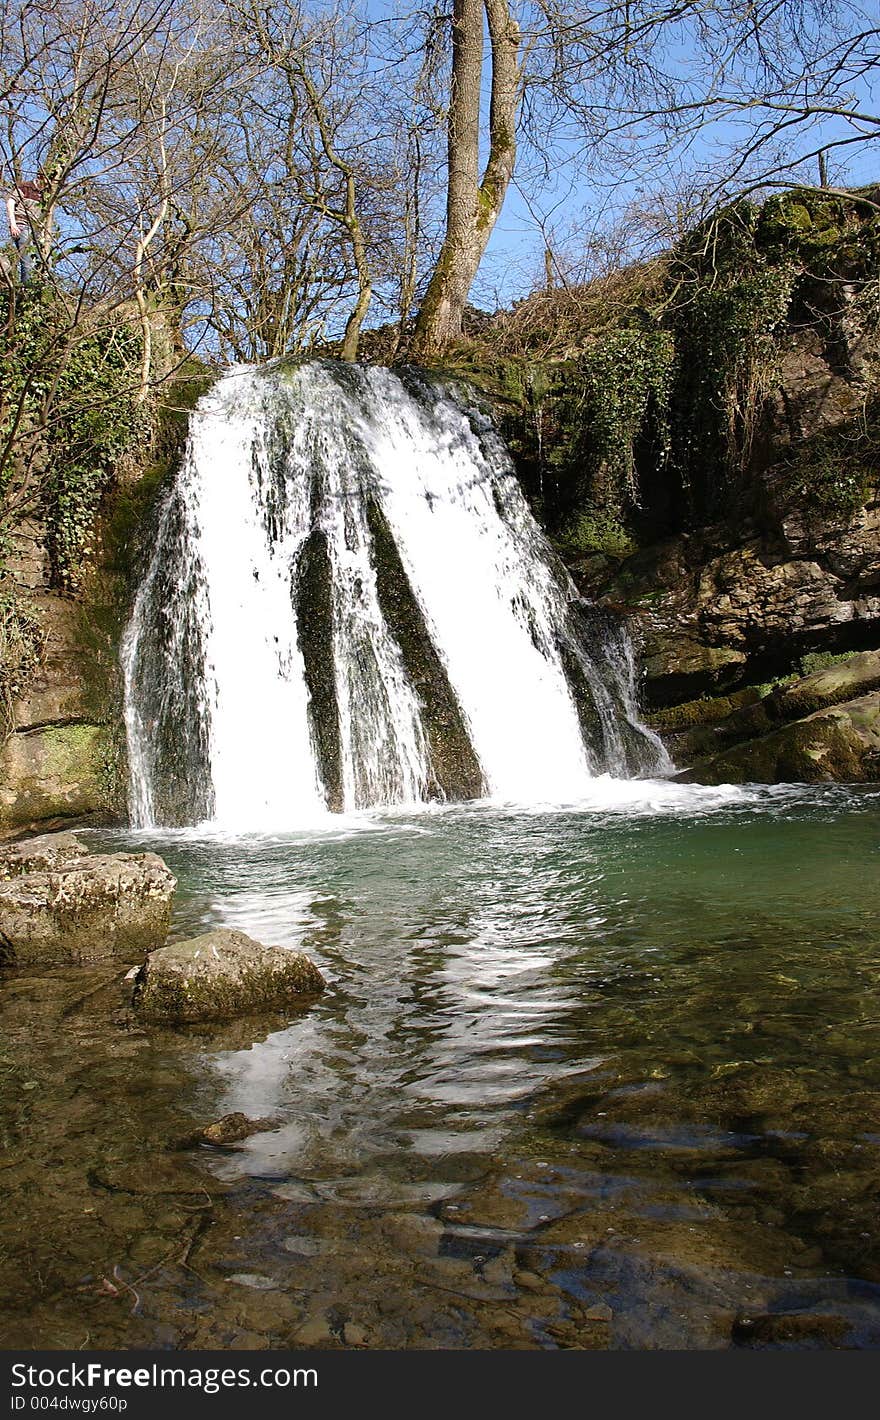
[0,832,175,965]
[133,927,325,1023]
[677,690,880,785]
[572,497,880,710]
[665,650,880,763]
[0,720,118,829]
[662,650,880,783]
[0,521,126,831]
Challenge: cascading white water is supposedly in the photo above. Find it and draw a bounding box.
[123,362,668,829]
[352,369,591,802]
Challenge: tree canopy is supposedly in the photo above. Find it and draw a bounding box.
[0,0,876,362]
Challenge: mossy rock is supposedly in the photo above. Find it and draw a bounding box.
[677,691,880,784]
[770,649,880,720]
[648,688,762,735]
[134,928,326,1024]
[672,650,880,764]
[0,722,118,828]
[643,638,748,707]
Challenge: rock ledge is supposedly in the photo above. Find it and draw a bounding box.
[0,831,175,965]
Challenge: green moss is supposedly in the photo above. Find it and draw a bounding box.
[40,723,107,779]
[648,688,761,735]
[558,507,637,557]
[797,649,861,676]
[0,721,117,826]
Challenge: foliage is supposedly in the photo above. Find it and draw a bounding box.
[668,190,880,519]
[557,506,637,558]
[0,587,44,739]
[797,648,860,676]
[670,249,795,516]
[489,260,669,362]
[472,186,880,545]
[0,286,145,592]
[47,324,147,590]
[566,329,674,505]
[785,414,879,515]
[0,286,185,727]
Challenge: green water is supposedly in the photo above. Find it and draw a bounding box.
[2,781,880,1349]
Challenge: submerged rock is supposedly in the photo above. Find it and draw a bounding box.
[171,1112,278,1150]
[133,927,325,1023]
[0,832,175,965]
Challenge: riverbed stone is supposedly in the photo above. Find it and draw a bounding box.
[172,1113,279,1150]
[0,843,176,966]
[133,928,326,1023]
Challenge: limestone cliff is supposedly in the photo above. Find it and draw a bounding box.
[1,498,137,833]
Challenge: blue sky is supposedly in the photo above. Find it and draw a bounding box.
[415,0,880,310]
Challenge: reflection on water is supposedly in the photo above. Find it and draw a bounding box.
[1,782,879,1349]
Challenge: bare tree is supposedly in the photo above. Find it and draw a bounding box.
[412,0,522,354]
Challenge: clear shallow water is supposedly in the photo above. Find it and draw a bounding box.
[2,782,880,1349]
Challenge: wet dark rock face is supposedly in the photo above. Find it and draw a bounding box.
[293,489,487,808]
[365,495,485,801]
[295,529,344,812]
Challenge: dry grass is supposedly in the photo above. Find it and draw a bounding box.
[485,257,669,361]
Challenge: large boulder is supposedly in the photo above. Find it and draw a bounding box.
[0,832,175,965]
[133,928,326,1024]
[677,690,880,785]
[665,650,880,764]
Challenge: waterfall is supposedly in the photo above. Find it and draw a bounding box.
[122,362,668,829]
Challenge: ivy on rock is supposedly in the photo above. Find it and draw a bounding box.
[0,285,146,594]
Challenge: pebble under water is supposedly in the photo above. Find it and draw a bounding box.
[2,780,880,1350]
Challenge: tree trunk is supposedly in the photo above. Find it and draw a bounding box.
[341,198,372,362]
[411,0,520,357]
